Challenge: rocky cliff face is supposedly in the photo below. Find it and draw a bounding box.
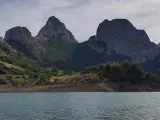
[86,35,107,53]
[86,35,117,55]
[5,27,45,60]
[34,16,78,63]
[3,16,132,70]
[4,16,159,71]
[88,19,159,62]
[35,16,77,43]
[4,16,77,62]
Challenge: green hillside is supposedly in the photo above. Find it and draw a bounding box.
[0,54,53,87]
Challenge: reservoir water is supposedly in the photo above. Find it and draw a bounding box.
[0,92,160,120]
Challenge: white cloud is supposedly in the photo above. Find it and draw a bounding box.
[0,0,160,43]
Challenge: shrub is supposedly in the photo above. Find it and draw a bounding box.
[0,78,7,84]
[100,61,144,83]
[5,75,13,80]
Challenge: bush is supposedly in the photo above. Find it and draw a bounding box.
[0,78,7,84]
[100,61,144,83]
[6,75,13,80]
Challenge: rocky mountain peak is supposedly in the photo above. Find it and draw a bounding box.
[4,16,78,61]
[6,26,31,35]
[46,16,62,25]
[97,19,136,41]
[36,16,77,43]
[97,19,135,30]
[90,18,160,62]
[110,19,133,26]
[4,26,44,60]
[5,26,33,44]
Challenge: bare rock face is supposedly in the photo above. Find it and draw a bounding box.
[4,16,78,62]
[35,16,77,43]
[86,35,118,55]
[5,27,45,60]
[86,35,107,53]
[34,16,78,62]
[4,16,160,71]
[5,27,33,44]
[89,19,159,62]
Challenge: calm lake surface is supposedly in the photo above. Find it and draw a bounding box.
[0,93,160,120]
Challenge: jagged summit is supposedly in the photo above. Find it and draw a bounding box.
[4,26,35,48]
[98,19,135,28]
[47,16,62,24]
[3,16,160,71]
[4,16,78,61]
[110,18,133,24]
[36,16,77,43]
[4,26,44,60]
[5,26,31,34]
[89,18,159,62]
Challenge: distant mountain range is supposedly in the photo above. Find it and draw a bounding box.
[1,16,160,73]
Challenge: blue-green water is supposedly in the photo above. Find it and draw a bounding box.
[0,93,160,120]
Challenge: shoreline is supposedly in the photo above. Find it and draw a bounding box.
[0,83,159,92]
[0,84,113,92]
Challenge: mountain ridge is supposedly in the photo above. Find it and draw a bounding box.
[3,16,160,72]
[91,18,159,62]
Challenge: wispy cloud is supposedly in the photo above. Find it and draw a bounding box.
[0,0,160,43]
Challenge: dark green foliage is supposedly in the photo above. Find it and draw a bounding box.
[101,61,143,84]
[0,55,14,64]
[82,64,104,74]
[83,61,160,85]
[0,77,7,84]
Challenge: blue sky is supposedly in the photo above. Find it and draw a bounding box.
[0,0,160,43]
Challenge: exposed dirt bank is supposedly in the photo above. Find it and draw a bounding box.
[0,83,158,92]
[0,84,114,92]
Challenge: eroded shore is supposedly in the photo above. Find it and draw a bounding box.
[0,84,113,92]
[0,83,158,92]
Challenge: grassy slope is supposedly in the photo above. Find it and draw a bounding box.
[0,61,24,71]
[0,60,26,86]
[1,52,160,92]
[0,54,53,87]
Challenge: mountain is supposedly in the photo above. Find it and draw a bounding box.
[5,16,78,63]
[35,16,77,43]
[5,26,44,60]
[87,19,159,62]
[35,16,78,63]
[1,16,160,90]
[4,16,131,71]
